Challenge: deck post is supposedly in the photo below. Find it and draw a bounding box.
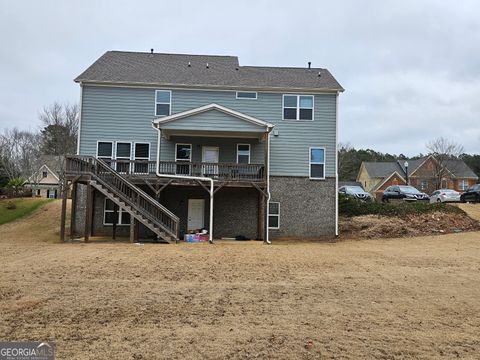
[60,178,68,242]
[112,204,118,240]
[69,181,77,240]
[130,216,136,243]
[84,182,93,242]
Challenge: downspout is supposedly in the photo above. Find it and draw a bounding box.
[264,130,272,244]
[335,93,339,237]
[152,123,215,244]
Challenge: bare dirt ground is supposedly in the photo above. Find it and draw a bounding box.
[1,201,480,359]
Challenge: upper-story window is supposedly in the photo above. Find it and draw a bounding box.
[97,141,113,166]
[237,144,250,164]
[155,90,171,117]
[42,171,48,178]
[310,147,325,180]
[236,91,257,100]
[283,95,314,121]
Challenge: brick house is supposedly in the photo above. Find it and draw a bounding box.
[357,155,478,200]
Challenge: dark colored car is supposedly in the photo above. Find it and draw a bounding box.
[460,184,480,203]
[339,185,373,201]
[382,185,429,203]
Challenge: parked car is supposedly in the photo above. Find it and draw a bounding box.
[339,185,373,201]
[460,184,480,203]
[382,185,429,203]
[430,189,461,203]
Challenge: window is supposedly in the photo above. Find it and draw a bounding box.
[104,198,130,225]
[237,144,250,164]
[459,179,468,191]
[283,95,314,120]
[420,180,428,190]
[97,141,113,166]
[175,143,192,175]
[116,142,131,173]
[155,90,171,116]
[236,91,257,100]
[42,171,48,178]
[268,202,280,229]
[309,147,325,179]
[134,143,150,174]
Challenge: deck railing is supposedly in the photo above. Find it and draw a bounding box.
[66,156,179,238]
[68,157,265,182]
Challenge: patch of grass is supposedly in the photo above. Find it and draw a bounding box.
[0,198,54,225]
[339,194,466,218]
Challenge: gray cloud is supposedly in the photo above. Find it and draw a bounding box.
[0,0,479,155]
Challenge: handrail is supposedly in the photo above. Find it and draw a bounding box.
[66,156,179,238]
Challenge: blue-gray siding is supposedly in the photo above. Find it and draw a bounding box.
[79,85,337,177]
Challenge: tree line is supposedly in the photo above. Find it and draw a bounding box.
[339,139,480,184]
[0,102,79,195]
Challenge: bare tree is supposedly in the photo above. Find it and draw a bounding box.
[426,137,464,189]
[0,128,43,182]
[39,102,79,196]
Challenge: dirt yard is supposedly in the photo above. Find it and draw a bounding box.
[1,201,480,359]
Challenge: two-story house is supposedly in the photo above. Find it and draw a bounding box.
[62,51,343,243]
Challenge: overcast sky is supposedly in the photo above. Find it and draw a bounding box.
[1,0,479,155]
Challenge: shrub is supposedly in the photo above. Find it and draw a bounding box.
[338,193,465,217]
[6,201,16,210]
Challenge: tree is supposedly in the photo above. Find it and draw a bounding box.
[425,137,464,189]
[6,177,26,198]
[39,102,79,196]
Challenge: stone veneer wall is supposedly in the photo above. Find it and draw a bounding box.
[268,177,336,239]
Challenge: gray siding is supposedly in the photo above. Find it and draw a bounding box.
[159,136,264,163]
[79,85,337,177]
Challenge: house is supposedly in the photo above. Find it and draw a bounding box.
[357,155,478,200]
[62,50,343,243]
[26,156,63,199]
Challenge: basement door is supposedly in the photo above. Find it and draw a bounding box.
[187,199,205,231]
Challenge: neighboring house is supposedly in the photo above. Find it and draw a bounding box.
[26,156,62,199]
[357,155,478,200]
[64,50,343,243]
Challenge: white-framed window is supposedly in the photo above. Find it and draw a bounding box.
[459,179,468,191]
[155,90,171,117]
[175,143,192,175]
[116,142,132,173]
[268,202,280,229]
[42,171,48,178]
[103,198,130,226]
[283,94,314,121]
[236,91,257,100]
[134,143,150,174]
[309,147,325,180]
[237,144,250,164]
[420,180,428,190]
[97,141,113,166]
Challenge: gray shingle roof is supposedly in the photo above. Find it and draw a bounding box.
[445,159,479,179]
[75,51,344,91]
[363,162,405,178]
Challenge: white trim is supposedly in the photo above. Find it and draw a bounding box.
[28,164,60,183]
[236,143,251,164]
[335,93,339,237]
[282,94,314,121]
[153,103,274,129]
[96,140,114,159]
[155,89,172,117]
[175,143,192,162]
[103,198,129,226]
[236,91,257,100]
[115,141,133,173]
[76,84,83,155]
[78,81,344,94]
[268,201,280,229]
[133,142,151,160]
[309,147,326,180]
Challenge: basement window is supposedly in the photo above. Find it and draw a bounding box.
[155,90,171,117]
[268,202,280,229]
[236,91,257,100]
[103,198,130,226]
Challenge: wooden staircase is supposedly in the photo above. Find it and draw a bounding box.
[66,156,179,243]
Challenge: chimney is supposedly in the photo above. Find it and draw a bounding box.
[150,48,154,55]
[308,61,311,69]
